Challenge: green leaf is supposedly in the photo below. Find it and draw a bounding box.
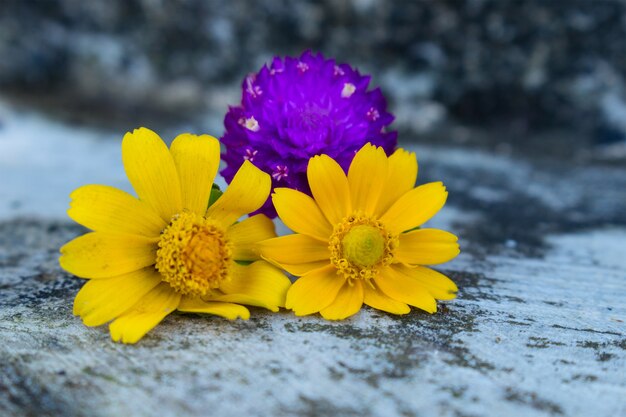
[208,183,223,207]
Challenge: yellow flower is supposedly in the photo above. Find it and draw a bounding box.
[60,128,291,343]
[258,143,459,320]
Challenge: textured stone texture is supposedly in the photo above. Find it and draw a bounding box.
[1,102,625,417]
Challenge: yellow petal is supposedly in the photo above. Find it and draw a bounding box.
[272,188,332,241]
[285,265,345,316]
[375,266,437,313]
[109,283,180,344]
[307,154,351,225]
[208,294,273,312]
[228,214,276,261]
[170,133,221,216]
[206,160,271,228]
[122,127,183,222]
[375,148,418,216]
[73,267,162,326]
[380,182,448,234]
[267,260,331,277]
[394,264,458,300]
[320,280,364,320]
[362,281,410,315]
[177,297,250,320]
[396,228,460,265]
[60,232,157,279]
[348,144,388,214]
[216,261,291,311]
[257,234,330,265]
[68,185,166,237]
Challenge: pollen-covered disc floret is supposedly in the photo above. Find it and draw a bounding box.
[156,211,232,297]
[329,211,397,282]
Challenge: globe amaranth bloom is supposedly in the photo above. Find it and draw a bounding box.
[221,51,397,217]
[60,128,290,343]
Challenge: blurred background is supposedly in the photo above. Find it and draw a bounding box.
[2,0,626,155]
[1,0,625,224]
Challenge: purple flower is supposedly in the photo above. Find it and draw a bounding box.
[220,51,397,217]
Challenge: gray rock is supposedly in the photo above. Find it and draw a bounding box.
[2,131,625,416]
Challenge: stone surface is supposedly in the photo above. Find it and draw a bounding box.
[1,102,625,417]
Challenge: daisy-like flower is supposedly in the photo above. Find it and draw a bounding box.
[60,128,290,343]
[258,144,459,319]
[221,50,397,217]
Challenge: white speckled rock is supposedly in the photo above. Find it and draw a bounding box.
[1,102,625,417]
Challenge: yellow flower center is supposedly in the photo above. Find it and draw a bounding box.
[342,225,385,268]
[329,211,397,282]
[155,211,232,297]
